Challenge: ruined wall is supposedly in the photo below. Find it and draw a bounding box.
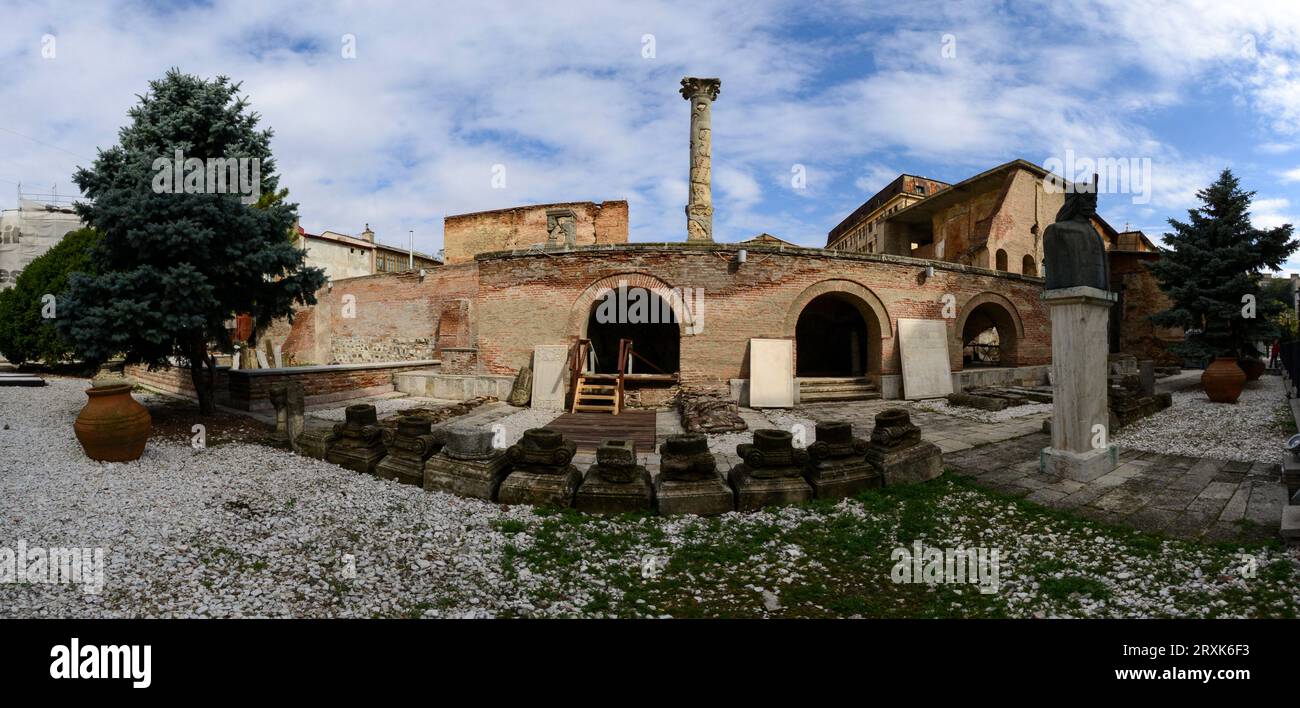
[472,244,1050,390]
[983,170,1060,277]
[1110,252,1182,364]
[443,201,628,264]
[279,263,479,364]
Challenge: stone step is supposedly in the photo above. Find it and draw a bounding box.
[800,389,881,402]
[798,377,873,386]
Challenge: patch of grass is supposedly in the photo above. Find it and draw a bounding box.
[1040,575,1111,601]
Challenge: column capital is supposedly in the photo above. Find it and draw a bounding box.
[680,77,721,101]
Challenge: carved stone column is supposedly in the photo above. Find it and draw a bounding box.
[680,77,721,242]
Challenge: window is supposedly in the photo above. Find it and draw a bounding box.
[915,184,927,195]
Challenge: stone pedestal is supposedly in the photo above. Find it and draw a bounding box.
[804,421,880,499]
[728,429,812,511]
[295,423,335,461]
[654,433,734,515]
[575,440,653,514]
[865,409,942,486]
[269,382,305,451]
[375,416,442,486]
[680,77,721,243]
[1040,287,1118,482]
[498,429,581,507]
[326,404,387,475]
[424,425,510,501]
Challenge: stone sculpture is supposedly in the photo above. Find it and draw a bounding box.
[1043,177,1109,291]
[804,421,879,499]
[424,424,511,501]
[375,416,443,486]
[655,433,734,515]
[498,428,582,507]
[864,409,942,486]
[728,429,813,511]
[575,440,654,514]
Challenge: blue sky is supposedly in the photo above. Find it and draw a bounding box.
[1,0,1297,266]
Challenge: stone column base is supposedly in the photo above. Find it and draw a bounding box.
[498,467,582,508]
[424,453,511,501]
[1040,445,1117,482]
[575,468,654,514]
[654,476,735,515]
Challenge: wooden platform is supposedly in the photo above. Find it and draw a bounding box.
[544,410,657,451]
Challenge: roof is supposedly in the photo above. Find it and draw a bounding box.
[301,227,441,263]
[739,232,798,247]
[885,159,1055,225]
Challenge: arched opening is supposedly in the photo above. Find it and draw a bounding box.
[795,293,874,377]
[961,301,1019,368]
[584,287,679,375]
[1022,254,1038,276]
[995,249,1008,271]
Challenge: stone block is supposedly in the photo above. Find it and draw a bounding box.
[1040,445,1119,483]
[295,424,335,461]
[1281,506,1300,541]
[654,477,735,515]
[748,338,794,407]
[868,441,943,486]
[498,467,582,508]
[269,382,305,451]
[898,318,953,399]
[804,421,879,500]
[423,424,511,500]
[530,345,569,411]
[728,464,813,511]
[576,468,653,514]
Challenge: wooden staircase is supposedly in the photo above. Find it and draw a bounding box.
[572,375,621,413]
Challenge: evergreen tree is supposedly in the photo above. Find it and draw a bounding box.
[1149,169,1297,362]
[59,70,325,414]
[0,227,99,365]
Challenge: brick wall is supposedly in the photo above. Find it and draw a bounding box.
[278,243,1051,394]
[472,243,1050,389]
[125,364,231,402]
[280,263,479,364]
[443,201,628,264]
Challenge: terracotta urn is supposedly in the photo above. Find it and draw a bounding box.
[1237,356,1265,382]
[1202,357,1246,404]
[74,383,152,461]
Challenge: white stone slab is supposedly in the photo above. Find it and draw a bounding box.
[273,343,283,369]
[898,318,953,400]
[231,352,241,370]
[749,338,794,408]
[530,344,570,411]
[255,350,271,369]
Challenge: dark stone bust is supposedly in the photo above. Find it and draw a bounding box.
[1043,184,1110,291]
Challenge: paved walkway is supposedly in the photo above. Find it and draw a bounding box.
[944,432,1286,543]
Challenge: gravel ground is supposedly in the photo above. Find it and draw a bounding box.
[1113,376,1288,463]
[4,377,1297,618]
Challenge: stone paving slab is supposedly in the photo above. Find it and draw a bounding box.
[946,431,1285,543]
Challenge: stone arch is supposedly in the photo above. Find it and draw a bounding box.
[568,273,695,375]
[1022,254,1038,276]
[567,272,695,338]
[995,249,1009,271]
[954,291,1025,368]
[783,279,894,380]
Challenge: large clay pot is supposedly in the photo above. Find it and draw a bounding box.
[1202,357,1246,404]
[1237,357,1265,381]
[74,383,151,461]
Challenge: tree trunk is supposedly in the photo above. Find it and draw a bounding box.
[188,340,215,416]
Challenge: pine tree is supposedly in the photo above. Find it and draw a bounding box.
[59,70,326,414]
[0,227,98,365]
[1149,169,1297,363]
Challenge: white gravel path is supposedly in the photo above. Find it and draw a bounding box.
[1113,376,1288,463]
[5,377,1296,618]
